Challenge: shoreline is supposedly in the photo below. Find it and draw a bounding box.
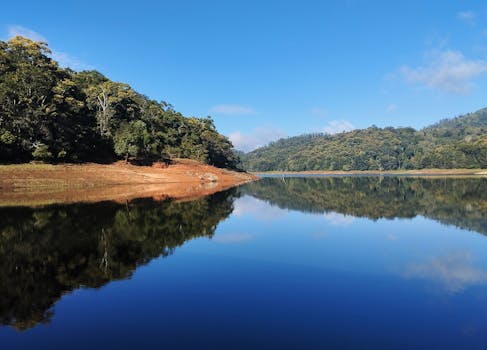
[0,159,257,207]
[253,169,487,176]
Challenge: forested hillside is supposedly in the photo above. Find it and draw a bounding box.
[0,36,238,168]
[241,108,487,171]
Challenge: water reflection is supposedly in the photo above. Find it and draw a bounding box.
[0,189,238,330]
[405,250,487,293]
[242,176,487,234]
[2,175,487,344]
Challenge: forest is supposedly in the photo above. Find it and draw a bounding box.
[241,108,487,171]
[0,36,239,168]
[2,36,486,172]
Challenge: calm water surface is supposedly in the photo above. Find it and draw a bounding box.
[1,176,487,349]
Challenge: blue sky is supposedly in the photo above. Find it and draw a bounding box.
[2,0,487,151]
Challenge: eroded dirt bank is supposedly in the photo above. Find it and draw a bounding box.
[0,159,257,207]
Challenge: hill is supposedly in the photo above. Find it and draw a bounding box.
[0,36,238,168]
[241,108,487,171]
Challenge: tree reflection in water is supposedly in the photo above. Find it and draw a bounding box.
[1,176,486,331]
[0,189,238,330]
[242,176,487,234]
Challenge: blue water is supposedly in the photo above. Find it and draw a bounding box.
[1,177,487,349]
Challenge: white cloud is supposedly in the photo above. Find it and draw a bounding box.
[405,251,487,293]
[209,104,256,115]
[457,10,476,23]
[323,120,355,134]
[7,25,46,42]
[400,50,487,94]
[229,127,286,152]
[323,212,355,226]
[386,103,397,113]
[50,51,94,71]
[6,25,93,71]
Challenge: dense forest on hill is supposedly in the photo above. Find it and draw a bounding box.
[0,36,238,168]
[241,109,487,171]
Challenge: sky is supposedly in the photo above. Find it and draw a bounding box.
[2,0,487,151]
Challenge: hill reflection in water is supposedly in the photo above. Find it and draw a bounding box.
[242,176,487,235]
[0,177,487,349]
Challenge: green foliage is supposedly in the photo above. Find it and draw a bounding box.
[31,143,52,160]
[0,36,239,168]
[114,120,154,161]
[241,108,487,171]
[0,130,15,144]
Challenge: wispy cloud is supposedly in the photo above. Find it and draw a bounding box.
[405,251,487,293]
[457,10,476,24]
[6,25,93,71]
[229,126,286,152]
[311,107,327,119]
[386,103,397,113]
[323,120,355,134]
[209,104,256,116]
[8,25,46,42]
[50,51,94,71]
[400,49,487,94]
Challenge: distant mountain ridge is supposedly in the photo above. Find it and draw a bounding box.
[240,108,487,171]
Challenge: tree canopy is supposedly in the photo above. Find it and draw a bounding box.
[0,36,239,168]
[241,108,487,171]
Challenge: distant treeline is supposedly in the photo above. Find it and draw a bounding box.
[241,109,487,171]
[0,36,239,168]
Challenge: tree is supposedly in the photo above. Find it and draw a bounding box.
[85,81,139,137]
[114,120,152,161]
[0,36,251,168]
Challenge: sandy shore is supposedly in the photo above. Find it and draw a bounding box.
[0,159,257,207]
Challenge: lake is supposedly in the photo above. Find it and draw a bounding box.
[1,176,487,349]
